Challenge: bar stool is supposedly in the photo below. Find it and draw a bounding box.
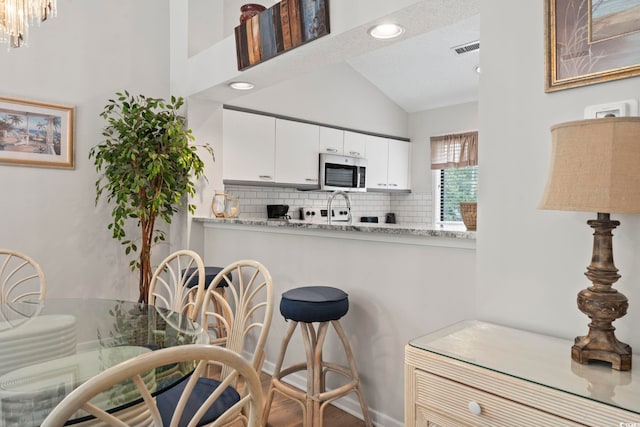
[184,266,229,339]
[263,286,372,427]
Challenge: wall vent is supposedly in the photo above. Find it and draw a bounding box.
[452,40,480,55]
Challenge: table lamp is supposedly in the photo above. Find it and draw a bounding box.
[539,116,640,371]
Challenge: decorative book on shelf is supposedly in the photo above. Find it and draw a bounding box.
[234,0,330,71]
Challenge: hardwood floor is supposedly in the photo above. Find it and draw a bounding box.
[259,372,368,427]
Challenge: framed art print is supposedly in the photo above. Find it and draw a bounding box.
[0,97,74,168]
[545,0,640,92]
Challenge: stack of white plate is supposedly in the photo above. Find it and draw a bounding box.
[0,315,77,377]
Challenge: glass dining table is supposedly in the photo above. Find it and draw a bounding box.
[0,298,207,426]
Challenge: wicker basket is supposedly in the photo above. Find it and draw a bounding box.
[459,202,477,231]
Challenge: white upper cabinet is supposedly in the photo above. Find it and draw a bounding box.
[365,136,411,191]
[365,136,389,190]
[388,139,410,190]
[319,128,366,158]
[223,108,408,191]
[319,127,344,155]
[343,131,367,158]
[223,109,275,183]
[275,119,320,187]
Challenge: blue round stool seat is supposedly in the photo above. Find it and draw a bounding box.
[280,286,349,323]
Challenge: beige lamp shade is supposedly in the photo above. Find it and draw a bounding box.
[539,117,640,214]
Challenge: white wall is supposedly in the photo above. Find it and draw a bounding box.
[478,1,640,349]
[225,61,409,137]
[0,0,170,300]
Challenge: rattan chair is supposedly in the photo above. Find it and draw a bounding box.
[41,344,264,427]
[148,250,206,322]
[200,260,274,376]
[0,249,46,304]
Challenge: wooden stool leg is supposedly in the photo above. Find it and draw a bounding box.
[300,322,317,427]
[263,320,299,426]
[312,322,330,427]
[331,320,373,427]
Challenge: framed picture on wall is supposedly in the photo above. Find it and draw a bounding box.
[0,97,74,169]
[545,0,640,92]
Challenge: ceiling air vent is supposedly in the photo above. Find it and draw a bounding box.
[452,40,480,55]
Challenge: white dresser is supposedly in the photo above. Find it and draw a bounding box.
[405,321,640,426]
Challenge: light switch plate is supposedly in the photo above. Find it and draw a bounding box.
[584,99,638,118]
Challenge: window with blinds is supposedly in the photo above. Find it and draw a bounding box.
[430,131,478,224]
[438,166,478,222]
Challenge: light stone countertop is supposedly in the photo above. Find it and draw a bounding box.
[193,217,476,241]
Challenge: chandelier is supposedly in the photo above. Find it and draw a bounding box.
[0,0,57,48]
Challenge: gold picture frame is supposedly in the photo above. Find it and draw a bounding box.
[0,97,74,168]
[545,0,640,92]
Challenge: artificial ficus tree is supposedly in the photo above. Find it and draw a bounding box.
[90,91,212,303]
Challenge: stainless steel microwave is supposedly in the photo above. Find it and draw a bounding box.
[319,153,367,192]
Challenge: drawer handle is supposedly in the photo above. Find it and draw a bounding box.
[348,151,361,156]
[468,401,482,416]
[259,175,273,180]
[326,148,338,153]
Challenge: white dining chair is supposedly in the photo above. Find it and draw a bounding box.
[200,259,274,376]
[0,249,46,304]
[41,344,264,427]
[148,249,205,322]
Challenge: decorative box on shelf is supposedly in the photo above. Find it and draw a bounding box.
[405,321,639,426]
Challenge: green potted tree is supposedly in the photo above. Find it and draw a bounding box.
[90,91,212,304]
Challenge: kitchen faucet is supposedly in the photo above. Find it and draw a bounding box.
[327,190,352,225]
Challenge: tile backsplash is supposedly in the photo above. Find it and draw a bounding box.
[214,185,433,226]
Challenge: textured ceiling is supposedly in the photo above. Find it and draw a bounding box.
[348,14,480,112]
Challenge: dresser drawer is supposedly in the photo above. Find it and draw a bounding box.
[414,369,584,427]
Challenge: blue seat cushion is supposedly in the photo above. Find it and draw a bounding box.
[156,376,240,427]
[280,286,349,322]
[183,266,229,289]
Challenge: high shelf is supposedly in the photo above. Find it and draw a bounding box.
[405,321,640,426]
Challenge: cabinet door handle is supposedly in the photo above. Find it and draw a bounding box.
[377,183,386,187]
[305,178,317,182]
[348,151,361,156]
[389,183,398,187]
[259,175,273,180]
[325,148,338,153]
[468,401,482,416]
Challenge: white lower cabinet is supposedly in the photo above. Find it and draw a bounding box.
[405,321,639,427]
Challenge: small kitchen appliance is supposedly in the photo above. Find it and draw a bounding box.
[300,207,350,223]
[267,204,290,219]
[319,153,367,192]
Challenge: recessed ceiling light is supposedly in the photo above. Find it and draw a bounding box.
[368,23,405,40]
[229,81,255,90]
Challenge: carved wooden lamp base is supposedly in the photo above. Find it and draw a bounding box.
[539,118,640,372]
[572,213,631,371]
